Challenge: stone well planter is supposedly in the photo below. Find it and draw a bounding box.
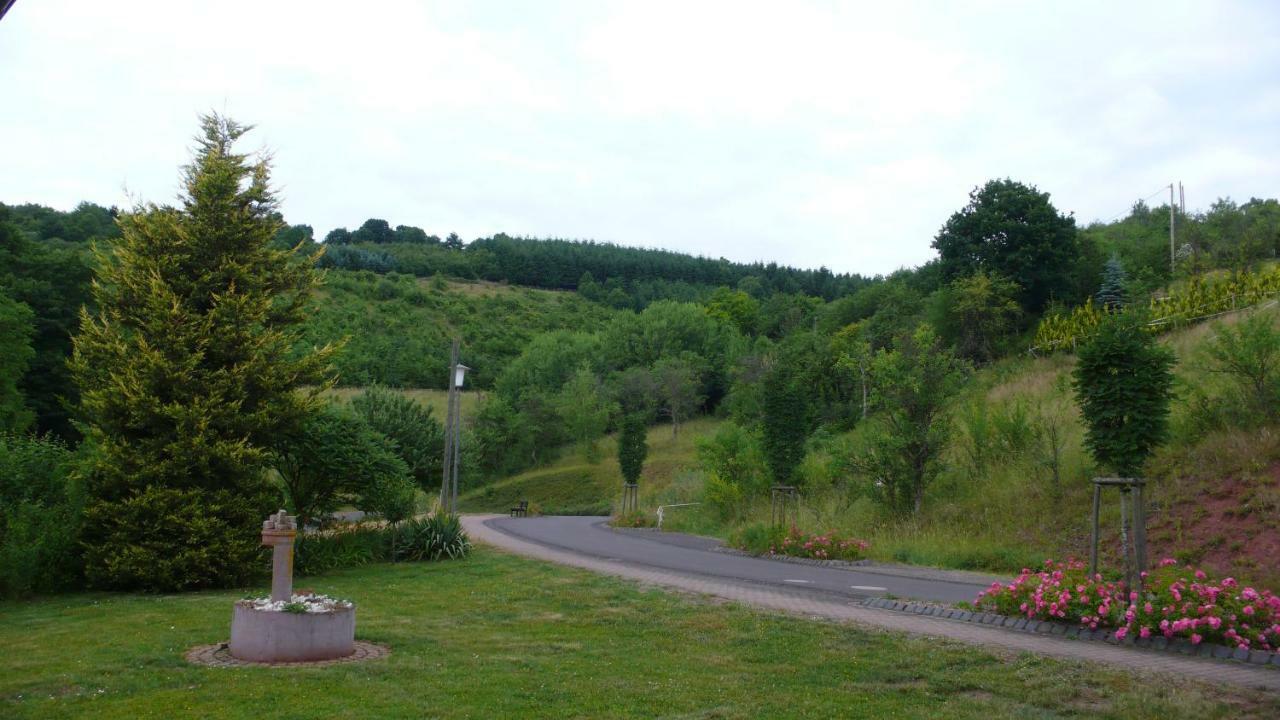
[229,601,356,663]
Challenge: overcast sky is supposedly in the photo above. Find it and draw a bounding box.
[2,1,1278,276]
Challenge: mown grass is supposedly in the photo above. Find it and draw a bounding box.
[2,548,1275,719]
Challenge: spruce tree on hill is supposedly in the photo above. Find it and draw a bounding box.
[1096,255,1129,310]
[71,115,335,591]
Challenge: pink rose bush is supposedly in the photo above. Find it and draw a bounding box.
[975,558,1280,651]
[767,526,870,562]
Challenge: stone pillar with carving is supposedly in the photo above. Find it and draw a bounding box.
[262,509,297,602]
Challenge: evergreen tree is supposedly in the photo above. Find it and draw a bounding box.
[617,412,648,485]
[761,361,808,486]
[71,115,335,591]
[1096,255,1129,309]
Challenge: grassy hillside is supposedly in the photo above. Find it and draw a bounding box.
[459,418,721,515]
[660,305,1280,587]
[303,270,620,389]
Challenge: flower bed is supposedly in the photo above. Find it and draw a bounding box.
[975,558,1280,651]
[731,523,869,562]
[239,593,353,614]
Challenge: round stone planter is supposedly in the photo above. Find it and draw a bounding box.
[229,603,356,663]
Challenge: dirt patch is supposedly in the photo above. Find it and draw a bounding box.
[1145,466,1280,588]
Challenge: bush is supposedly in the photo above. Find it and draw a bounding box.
[0,434,82,597]
[732,523,869,562]
[976,558,1280,651]
[294,524,389,576]
[82,486,269,592]
[273,404,416,527]
[1200,312,1280,427]
[1073,313,1175,477]
[352,386,444,490]
[294,515,471,575]
[392,515,471,562]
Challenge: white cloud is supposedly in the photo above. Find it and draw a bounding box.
[1,0,1278,276]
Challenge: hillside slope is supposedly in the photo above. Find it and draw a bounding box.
[523,308,1280,589]
[302,270,620,389]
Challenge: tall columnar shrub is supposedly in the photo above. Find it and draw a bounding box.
[1072,313,1175,477]
[761,361,808,486]
[617,412,648,485]
[1096,255,1129,309]
[70,115,335,591]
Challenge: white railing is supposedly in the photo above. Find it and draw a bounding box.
[655,503,701,530]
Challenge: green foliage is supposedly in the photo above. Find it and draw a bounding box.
[617,412,648,485]
[352,386,444,490]
[555,364,616,461]
[303,272,617,389]
[928,271,1023,363]
[83,485,269,591]
[392,514,471,562]
[273,404,414,527]
[1096,255,1129,309]
[70,115,334,591]
[933,178,1081,312]
[761,361,808,486]
[0,434,81,597]
[1072,313,1176,477]
[1196,312,1280,427]
[0,288,34,432]
[704,287,760,334]
[852,325,969,515]
[1034,264,1280,352]
[653,355,704,437]
[293,515,470,575]
[0,205,95,437]
[697,422,764,518]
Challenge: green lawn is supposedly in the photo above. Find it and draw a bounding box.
[1,549,1274,719]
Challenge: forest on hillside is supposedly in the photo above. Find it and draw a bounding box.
[5,172,1280,596]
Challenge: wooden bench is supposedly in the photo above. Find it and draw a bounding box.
[509,500,528,518]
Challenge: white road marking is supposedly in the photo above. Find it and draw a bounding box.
[850,585,888,592]
[783,579,810,584]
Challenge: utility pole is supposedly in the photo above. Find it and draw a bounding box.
[1169,183,1176,275]
[1179,181,1185,215]
[440,340,468,515]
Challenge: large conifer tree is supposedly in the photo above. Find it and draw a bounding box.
[72,115,334,591]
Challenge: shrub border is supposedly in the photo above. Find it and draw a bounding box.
[861,596,1280,668]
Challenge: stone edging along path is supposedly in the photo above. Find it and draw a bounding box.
[463,515,1280,691]
[861,597,1280,669]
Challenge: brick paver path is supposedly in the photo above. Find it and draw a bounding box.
[462,515,1280,691]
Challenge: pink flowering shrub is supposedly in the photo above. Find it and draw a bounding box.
[730,523,870,561]
[975,558,1280,651]
[769,526,870,561]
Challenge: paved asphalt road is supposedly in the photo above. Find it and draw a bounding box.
[484,515,1002,604]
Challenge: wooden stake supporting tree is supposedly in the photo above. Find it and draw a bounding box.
[770,486,798,528]
[1089,478,1148,593]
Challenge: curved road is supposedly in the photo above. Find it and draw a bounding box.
[483,515,998,604]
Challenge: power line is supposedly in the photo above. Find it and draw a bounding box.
[1096,185,1174,225]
